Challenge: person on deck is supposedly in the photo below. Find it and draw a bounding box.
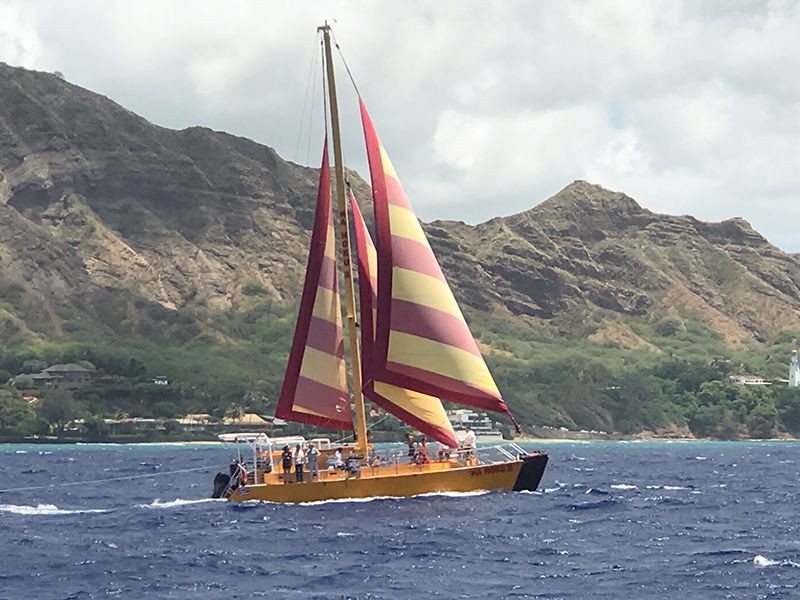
[416,437,430,464]
[406,433,415,458]
[308,443,320,480]
[333,447,345,470]
[462,426,476,460]
[281,445,293,483]
[294,444,306,483]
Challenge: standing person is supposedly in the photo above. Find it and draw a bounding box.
[294,444,306,483]
[462,426,476,460]
[417,437,430,464]
[406,432,415,458]
[308,443,320,480]
[281,445,293,483]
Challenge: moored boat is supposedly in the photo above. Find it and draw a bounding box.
[212,24,548,503]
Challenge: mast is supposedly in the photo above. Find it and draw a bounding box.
[319,23,369,457]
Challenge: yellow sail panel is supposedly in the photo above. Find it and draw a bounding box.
[360,98,517,422]
[275,141,353,430]
[373,382,456,442]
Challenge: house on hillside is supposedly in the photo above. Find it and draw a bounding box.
[178,413,212,432]
[31,363,94,388]
[728,374,771,386]
[223,413,271,429]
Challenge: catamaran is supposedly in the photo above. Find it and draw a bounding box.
[212,24,548,503]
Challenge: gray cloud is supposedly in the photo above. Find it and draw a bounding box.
[1,0,797,251]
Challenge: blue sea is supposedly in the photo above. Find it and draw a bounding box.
[1,441,799,599]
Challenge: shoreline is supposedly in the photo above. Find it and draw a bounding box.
[3,435,800,446]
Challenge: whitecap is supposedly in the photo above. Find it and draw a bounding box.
[14,450,27,454]
[753,555,800,568]
[138,498,224,509]
[610,484,637,490]
[0,503,109,515]
[754,555,780,567]
[695,456,707,460]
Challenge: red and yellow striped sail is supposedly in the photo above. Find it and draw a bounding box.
[351,191,458,447]
[275,141,353,430]
[359,99,516,422]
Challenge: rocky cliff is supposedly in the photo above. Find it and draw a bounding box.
[0,62,798,352]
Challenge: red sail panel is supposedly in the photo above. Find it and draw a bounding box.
[351,191,457,447]
[360,98,515,420]
[275,141,353,430]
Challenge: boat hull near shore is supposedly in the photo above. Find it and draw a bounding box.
[227,452,548,503]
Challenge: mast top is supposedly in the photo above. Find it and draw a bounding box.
[317,21,332,33]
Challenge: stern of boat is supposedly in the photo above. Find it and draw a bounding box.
[512,451,549,492]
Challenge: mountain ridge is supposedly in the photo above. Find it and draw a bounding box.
[0,61,798,350]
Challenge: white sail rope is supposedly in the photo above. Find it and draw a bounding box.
[0,466,212,494]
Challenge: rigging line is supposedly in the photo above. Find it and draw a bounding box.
[331,412,391,444]
[293,31,321,164]
[331,30,361,98]
[321,34,329,139]
[0,466,212,494]
[305,36,321,166]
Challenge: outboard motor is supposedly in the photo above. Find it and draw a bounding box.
[212,472,231,499]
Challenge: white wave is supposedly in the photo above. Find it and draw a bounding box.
[610,484,637,490]
[290,489,492,507]
[336,531,354,537]
[695,456,707,460]
[753,555,800,568]
[138,498,225,509]
[14,450,27,454]
[645,485,689,491]
[0,503,109,515]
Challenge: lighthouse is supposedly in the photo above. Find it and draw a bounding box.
[790,349,800,388]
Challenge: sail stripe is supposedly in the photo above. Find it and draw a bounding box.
[387,331,500,395]
[388,204,430,246]
[392,268,463,319]
[299,346,347,391]
[275,139,353,431]
[382,364,505,411]
[318,255,337,291]
[306,316,345,356]
[391,234,447,284]
[311,287,343,324]
[389,300,482,358]
[360,97,515,422]
[294,377,350,418]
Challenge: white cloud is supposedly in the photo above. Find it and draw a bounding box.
[0,0,797,251]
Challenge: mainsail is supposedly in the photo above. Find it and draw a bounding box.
[351,191,458,447]
[359,99,517,426]
[275,141,353,430]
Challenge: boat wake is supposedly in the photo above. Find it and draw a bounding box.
[0,503,110,515]
[138,498,225,509]
[279,489,492,507]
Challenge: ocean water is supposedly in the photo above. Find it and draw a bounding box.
[1,441,799,599]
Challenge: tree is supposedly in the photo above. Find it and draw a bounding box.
[0,387,38,436]
[746,401,779,439]
[83,415,109,441]
[38,388,81,433]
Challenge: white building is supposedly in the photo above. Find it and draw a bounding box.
[790,349,800,388]
[729,374,771,386]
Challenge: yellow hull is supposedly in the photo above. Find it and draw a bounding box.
[227,454,548,503]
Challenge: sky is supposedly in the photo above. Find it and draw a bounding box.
[0,0,798,252]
